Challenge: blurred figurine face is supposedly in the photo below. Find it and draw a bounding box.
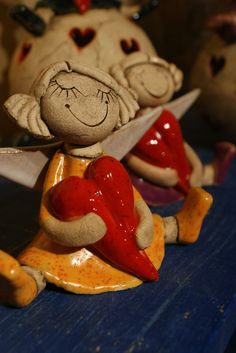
[125,63,176,107]
[41,71,120,145]
[9,9,156,94]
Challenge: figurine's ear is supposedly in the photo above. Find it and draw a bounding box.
[111,63,129,90]
[116,87,139,127]
[4,94,54,139]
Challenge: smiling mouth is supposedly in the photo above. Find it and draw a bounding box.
[65,103,108,127]
[144,87,168,98]
[142,82,169,98]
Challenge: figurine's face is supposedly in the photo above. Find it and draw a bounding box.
[126,64,175,107]
[9,9,156,94]
[41,71,120,145]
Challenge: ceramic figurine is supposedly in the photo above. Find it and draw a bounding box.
[8,0,182,106]
[189,7,236,143]
[0,61,212,307]
[111,54,236,205]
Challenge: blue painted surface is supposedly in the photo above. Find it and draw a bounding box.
[0,155,236,353]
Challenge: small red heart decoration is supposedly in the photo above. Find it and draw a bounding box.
[50,156,157,281]
[120,38,140,55]
[73,0,91,13]
[18,43,32,63]
[132,110,191,193]
[69,27,96,48]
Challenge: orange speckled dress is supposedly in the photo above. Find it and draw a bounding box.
[18,149,165,294]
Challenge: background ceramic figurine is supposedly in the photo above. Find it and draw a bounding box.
[8,0,181,102]
[111,58,236,205]
[0,61,212,307]
[189,6,236,144]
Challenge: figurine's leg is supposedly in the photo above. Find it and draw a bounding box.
[0,251,46,307]
[203,142,236,185]
[163,187,213,244]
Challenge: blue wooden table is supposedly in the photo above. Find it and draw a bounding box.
[0,152,236,353]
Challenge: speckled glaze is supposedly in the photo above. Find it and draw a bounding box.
[0,250,38,307]
[176,187,213,244]
[18,150,165,294]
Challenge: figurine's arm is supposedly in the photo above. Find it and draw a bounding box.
[135,197,154,249]
[39,153,107,247]
[184,142,204,187]
[126,152,179,187]
[41,213,107,247]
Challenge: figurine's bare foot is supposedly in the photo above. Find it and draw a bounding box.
[176,187,213,244]
[0,251,39,307]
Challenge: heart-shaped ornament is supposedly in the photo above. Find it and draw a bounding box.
[50,156,157,281]
[120,38,140,55]
[69,27,96,48]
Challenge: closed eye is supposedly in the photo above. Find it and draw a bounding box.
[48,80,86,98]
[96,89,117,103]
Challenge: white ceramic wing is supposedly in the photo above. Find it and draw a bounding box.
[0,142,62,189]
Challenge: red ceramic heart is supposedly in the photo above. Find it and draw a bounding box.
[132,110,191,193]
[50,156,158,281]
[18,43,32,63]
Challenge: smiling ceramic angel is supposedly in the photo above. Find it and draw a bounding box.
[0,61,212,307]
[110,53,236,205]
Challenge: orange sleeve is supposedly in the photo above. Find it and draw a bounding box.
[39,151,91,225]
[39,151,66,225]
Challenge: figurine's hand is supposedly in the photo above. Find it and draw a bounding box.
[135,198,154,250]
[42,212,107,247]
[126,153,179,187]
